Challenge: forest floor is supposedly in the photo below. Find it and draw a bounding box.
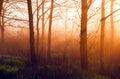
[0,55,112,79]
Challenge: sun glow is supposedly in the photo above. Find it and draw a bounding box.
[2,0,120,38]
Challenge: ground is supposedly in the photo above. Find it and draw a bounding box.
[0,55,111,79]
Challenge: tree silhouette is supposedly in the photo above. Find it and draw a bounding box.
[80,0,93,70]
[0,1,9,44]
[0,0,4,43]
[48,0,54,63]
[41,0,45,55]
[0,0,3,16]
[110,0,114,53]
[36,0,40,57]
[100,0,105,74]
[27,0,37,68]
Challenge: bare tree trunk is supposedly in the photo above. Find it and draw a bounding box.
[48,0,54,63]
[0,0,4,43]
[0,0,3,14]
[36,0,40,56]
[109,0,114,74]
[1,8,4,43]
[100,0,105,74]
[110,0,114,51]
[27,0,37,68]
[41,0,45,54]
[80,0,88,70]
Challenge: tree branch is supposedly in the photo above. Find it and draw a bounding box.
[101,8,120,21]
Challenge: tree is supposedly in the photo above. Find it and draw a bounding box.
[41,0,45,54]
[1,6,5,43]
[36,0,40,56]
[0,0,3,15]
[110,0,114,52]
[1,1,8,43]
[27,0,37,68]
[48,0,54,63]
[100,0,105,74]
[80,0,93,70]
[0,0,4,43]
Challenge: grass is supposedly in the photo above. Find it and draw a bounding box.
[0,55,110,79]
[0,55,24,79]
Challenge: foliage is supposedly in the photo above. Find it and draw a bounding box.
[0,55,24,79]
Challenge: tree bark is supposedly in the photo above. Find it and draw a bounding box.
[27,0,37,68]
[80,0,88,70]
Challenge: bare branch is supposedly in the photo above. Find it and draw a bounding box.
[101,8,120,21]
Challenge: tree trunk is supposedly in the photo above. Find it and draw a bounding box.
[48,0,54,63]
[110,0,114,51]
[0,0,4,43]
[1,8,5,43]
[80,0,88,70]
[109,0,114,74]
[41,0,45,54]
[0,0,3,14]
[100,0,105,74]
[36,0,40,56]
[27,0,37,68]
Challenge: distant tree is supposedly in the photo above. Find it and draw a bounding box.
[100,0,105,74]
[36,0,40,56]
[48,0,54,63]
[27,0,37,68]
[41,0,45,54]
[110,0,114,51]
[80,0,93,70]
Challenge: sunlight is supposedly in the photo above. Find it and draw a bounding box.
[1,0,120,78]
[92,0,101,7]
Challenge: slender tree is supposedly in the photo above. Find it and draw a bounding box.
[0,0,3,15]
[100,0,105,74]
[36,0,40,56]
[27,0,37,68]
[41,0,45,54]
[0,0,4,43]
[1,2,8,43]
[48,0,54,63]
[1,7,5,43]
[110,0,114,51]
